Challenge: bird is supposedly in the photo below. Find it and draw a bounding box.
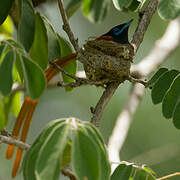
[96,19,133,44]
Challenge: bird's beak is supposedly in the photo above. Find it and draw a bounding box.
[126,19,133,26]
[129,19,133,23]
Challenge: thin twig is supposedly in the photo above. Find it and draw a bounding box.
[10,83,25,96]
[91,82,120,127]
[0,135,30,150]
[61,168,77,180]
[157,172,180,180]
[57,80,107,88]
[0,129,11,137]
[50,60,107,87]
[49,61,79,81]
[57,0,80,52]
[131,0,159,51]
[127,76,147,86]
[108,17,180,171]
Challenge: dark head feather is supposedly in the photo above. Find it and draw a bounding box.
[102,19,133,44]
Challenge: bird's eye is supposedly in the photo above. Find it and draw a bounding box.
[113,27,121,35]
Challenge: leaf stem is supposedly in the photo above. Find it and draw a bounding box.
[157,172,180,180]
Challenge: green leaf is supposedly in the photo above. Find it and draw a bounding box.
[133,166,156,180]
[151,70,179,104]
[15,52,24,81]
[0,92,20,129]
[0,44,11,60]
[133,169,148,180]
[72,129,100,180]
[35,123,69,180]
[147,174,156,180]
[57,35,73,58]
[158,0,180,20]
[0,44,5,57]
[112,0,145,12]
[0,16,13,36]
[61,141,72,167]
[58,35,76,91]
[42,16,61,61]
[6,39,26,55]
[111,163,133,180]
[11,91,21,117]
[0,0,15,25]
[0,50,15,96]
[66,0,83,18]
[173,101,180,129]
[3,96,13,122]
[127,0,141,11]
[82,0,110,23]
[112,0,133,10]
[0,95,14,129]
[82,122,105,146]
[143,165,156,177]
[82,123,111,180]
[145,68,168,88]
[30,13,48,70]
[162,74,180,119]
[23,120,65,180]
[21,56,46,99]
[18,0,35,52]
[0,95,6,130]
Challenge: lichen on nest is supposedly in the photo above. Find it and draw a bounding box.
[79,39,134,86]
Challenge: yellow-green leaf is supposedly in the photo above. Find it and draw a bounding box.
[0,0,15,25]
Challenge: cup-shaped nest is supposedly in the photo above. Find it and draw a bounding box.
[80,39,134,86]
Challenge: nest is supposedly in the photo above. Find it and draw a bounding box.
[79,39,134,86]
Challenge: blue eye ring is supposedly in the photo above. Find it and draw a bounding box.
[113,27,121,35]
[112,22,131,36]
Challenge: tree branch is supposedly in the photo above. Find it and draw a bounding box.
[0,134,30,150]
[131,0,159,52]
[91,82,120,127]
[10,83,25,96]
[108,17,180,171]
[57,0,80,52]
[61,168,77,180]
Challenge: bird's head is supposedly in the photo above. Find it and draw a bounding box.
[102,19,133,44]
